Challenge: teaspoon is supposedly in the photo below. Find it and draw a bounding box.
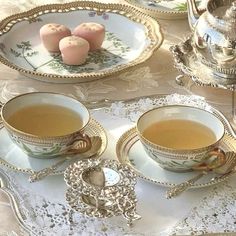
[29,136,102,183]
[166,151,236,199]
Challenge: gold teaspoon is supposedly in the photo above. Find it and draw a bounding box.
[166,149,227,199]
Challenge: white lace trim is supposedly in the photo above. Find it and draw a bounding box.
[3,167,146,236]
[170,181,236,235]
[106,94,211,122]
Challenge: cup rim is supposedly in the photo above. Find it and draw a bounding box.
[1,92,91,139]
[136,105,225,153]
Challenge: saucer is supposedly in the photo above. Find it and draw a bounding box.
[0,118,107,175]
[116,127,236,188]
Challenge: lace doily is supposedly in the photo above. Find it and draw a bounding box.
[0,94,236,235]
[1,166,150,236]
[170,181,236,235]
[106,94,211,122]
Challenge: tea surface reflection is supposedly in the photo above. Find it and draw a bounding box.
[142,120,217,150]
[7,104,83,136]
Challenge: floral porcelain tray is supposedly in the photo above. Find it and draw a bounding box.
[0,1,163,83]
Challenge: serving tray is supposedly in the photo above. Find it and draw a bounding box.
[0,1,163,83]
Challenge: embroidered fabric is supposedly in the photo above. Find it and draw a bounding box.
[0,94,236,235]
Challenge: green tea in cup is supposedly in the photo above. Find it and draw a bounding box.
[1,92,91,158]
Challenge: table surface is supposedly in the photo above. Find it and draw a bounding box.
[0,0,235,235]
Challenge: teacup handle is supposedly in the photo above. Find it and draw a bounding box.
[193,147,226,171]
[65,132,92,155]
[166,148,226,199]
[29,134,92,183]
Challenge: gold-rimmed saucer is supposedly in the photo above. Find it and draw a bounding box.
[0,118,107,176]
[116,127,236,188]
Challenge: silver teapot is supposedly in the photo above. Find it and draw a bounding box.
[187,0,236,79]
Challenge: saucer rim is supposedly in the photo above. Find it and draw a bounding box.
[0,118,107,175]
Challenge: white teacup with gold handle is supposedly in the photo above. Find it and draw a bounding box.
[1,92,92,158]
[136,105,225,172]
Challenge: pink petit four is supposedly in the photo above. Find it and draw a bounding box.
[40,23,71,52]
[73,22,105,51]
[59,36,90,65]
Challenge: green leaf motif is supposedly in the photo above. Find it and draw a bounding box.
[16,44,23,49]
[11,41,36,58]
[174,2,187,11]
[10,48,21,57]
[21,143,62,157]
[0,43,6,55]
[10,41,39,70]
[26,51,39,57]
[22,41,31,48]
[129,158,136,167]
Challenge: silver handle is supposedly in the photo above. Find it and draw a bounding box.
[166,171,207,199]
[28,159,67,183]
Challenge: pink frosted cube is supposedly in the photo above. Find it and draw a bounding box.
[40,23,71,52]
[73,22,105,51]
[59,36,90,65]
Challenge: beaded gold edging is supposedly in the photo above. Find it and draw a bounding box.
[116,127,236,188]
[0,118,107,175]
[124,0,187,20]
[0,1,163,83]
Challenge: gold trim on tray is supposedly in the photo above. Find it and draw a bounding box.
[0,1,163,83]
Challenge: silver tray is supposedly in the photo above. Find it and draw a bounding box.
[0,94,235,234]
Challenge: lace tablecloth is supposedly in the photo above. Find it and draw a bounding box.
[1,94,236,236]
[0,0,235,235]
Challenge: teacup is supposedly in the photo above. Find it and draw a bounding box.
[1,92,92,158]
[136,105,225,172]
